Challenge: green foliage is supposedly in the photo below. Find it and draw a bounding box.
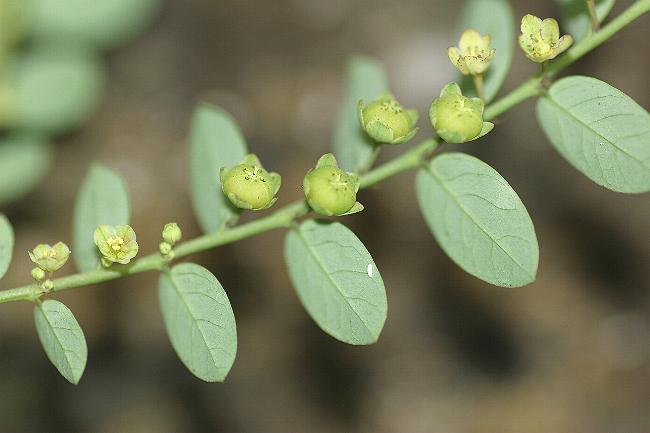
[6,44,106,135]
[189,104,248,233]
[0,214,13,279]
[73,164,130,271]
[537,76,650,193]
[416,153,539,288]
[560,0,616,41]
[0,134,53,204]
[457,0,514,102]
[158,263,237,382]
[333,56,388,172]
[29,0,161,50]
[33,300,88,385]
[284,220,387,344]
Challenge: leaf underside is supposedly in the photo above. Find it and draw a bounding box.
[537,76,650,193]
[34,300,88,385]
[416,152,539,288]
[284,220,387,345]
[158,263,237,382]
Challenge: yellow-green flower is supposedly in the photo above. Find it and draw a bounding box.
[28,242,71,273]
[519,14,573,63]
[448,29,496,76]
[358,92,418,145]
[94,225,139,266]
[429,83,494,144]
[303,153,363,217]
[221,154,281,211]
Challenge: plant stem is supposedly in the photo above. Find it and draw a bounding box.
[0,138,439,304]
[473,74,486,101]
[1,0,648,305]
[484,0,650,121]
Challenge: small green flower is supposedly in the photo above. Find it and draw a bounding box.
[28,242,71,273]
[94,225,139,266]
[221,154,281,211]
[162,222,182,245]
[429,83,494,144]
[358,92,418,144]
[519,14,573,63]
[303,153,363,217]
[448,29,496,76]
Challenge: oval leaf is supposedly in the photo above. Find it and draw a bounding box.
[416,153,539,288]
[457,0,514,103]
[8,45,106,135]
[34,300,88,385]
[72,164,130,271]
[284,220,387,345]
[30,0,160,50]
[560,0,616,41]
[332,56,388,172]
[189,103,248,233]
[158,263,237,382]
[0,214,14,279]
[537,76,650,193]
[0,134,54,204]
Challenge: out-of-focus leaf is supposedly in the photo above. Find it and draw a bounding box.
[0,134,53,204]
[416,152,539,288]
[0,214,14,279]
[560,0,616,41]
[284,220,387,345]
[189,103,248,233]
[332,56,388,172]
[6,44,106,135]
[537,76,650,193]
[72,164,130,272]
[457,0,515,102]
[158,263,237,382]
[29,0,160,50]
[34,300,88,385]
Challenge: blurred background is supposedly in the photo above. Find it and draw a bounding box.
[0,0,649,432]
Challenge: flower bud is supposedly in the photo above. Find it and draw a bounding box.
[220,154,281,211]
[429,83,494,144]
[358,92,418,145]
[448,29,496,76]
[519,14,573,63]
[303,153,364,216]
[42,279,54,291]
[162,222,182,245]
[28,242,71,273]
[94,225,139,266]
[159,241,172,256]
[31,267,46,281]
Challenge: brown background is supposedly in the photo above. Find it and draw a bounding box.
[1,0,649,432]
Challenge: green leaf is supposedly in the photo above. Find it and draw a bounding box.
[333,56,388,172]
[34,300,88,385]
[560,0,616,41]
[0,214,14,279]
[72,164,130,272]
[189,103,248,233]
[537,76,650,193]
[457,0,514,103]
[284,220,387,345]
[0,134,54,204]
[416,153,539,288]
[158,263,237,382]
[29,0,160,50]
[7,44,106,135]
